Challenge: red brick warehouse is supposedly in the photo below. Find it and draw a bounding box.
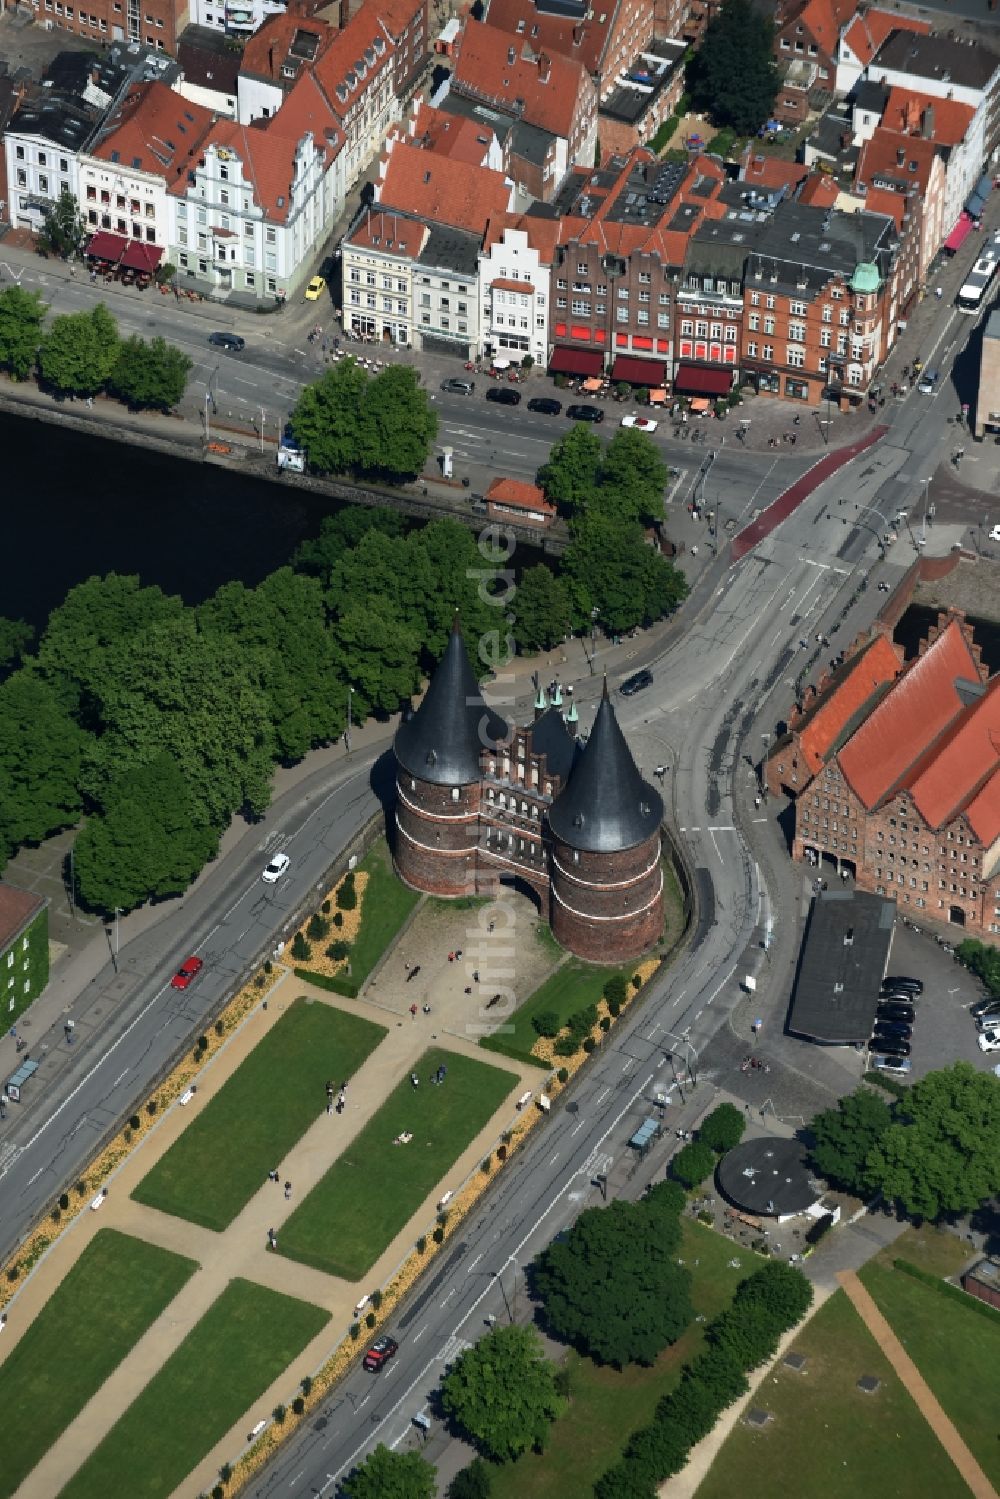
[393,620,665,962]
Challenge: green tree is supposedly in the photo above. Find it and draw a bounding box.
[0,670,87,862]
[38,303,120,397]
[511,565,570,653]
[340,1443,436,1499]
[670,1139,716,1188]
[687,0,780,135]
[563,517,687,633]
[698,1102,746,1154]
[107,334,193,411]
[865,1062,1000,1219]
[595,1462,657,1499]
[292,508,407,585]
[533,1197,692,1366]
[733,1260,812,1326]
[440,1324,564,1462]
[596,429,667,526]
[808,1087,892,1195]
[0,285,46,380]
[0,617,35,674]
[290,358,370,474]
[330,527,438,649]
[357,364,438,480]
[956,937,1000,996]
[73,754,219,913]
[37,187,86,259]
[537,424,602,517]
[332,599,422,718]
[446,1458,493,1499]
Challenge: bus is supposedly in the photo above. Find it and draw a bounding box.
[957,234,1000,313]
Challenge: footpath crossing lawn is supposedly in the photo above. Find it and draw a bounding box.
[58,1278,329,1499]
[132,998,386,1231]
[698,1289,971,1499]
[279,1047,518,1281]
[0,1229,196,1499]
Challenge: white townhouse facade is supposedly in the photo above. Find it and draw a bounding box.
[478,222,551,365]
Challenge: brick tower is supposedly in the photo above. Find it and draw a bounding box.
[548,682,664,961]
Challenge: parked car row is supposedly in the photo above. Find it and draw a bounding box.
[870,975,923,1074]
[971,991,1000,1052]
[442,380,665,427]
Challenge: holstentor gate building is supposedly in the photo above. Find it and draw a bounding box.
[393,621,665,962]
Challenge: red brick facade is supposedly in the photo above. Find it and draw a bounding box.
[551,837,664,961]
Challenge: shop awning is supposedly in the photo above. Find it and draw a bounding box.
[85,231,128,262]
[120,241,164,274]
[674,363,733,397]
[610,354,665,386]
[944,213,975,254]
[548,346,604,377]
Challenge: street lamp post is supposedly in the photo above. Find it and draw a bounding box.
[258,407,266,455]
[493,1267,514,1324]
[345,686,354,753]
[204,390,212,445]
[589,607,600,675]
[919,477,932,548]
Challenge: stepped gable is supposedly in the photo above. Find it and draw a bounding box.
[394,618,508,785]
[548,681,662,852]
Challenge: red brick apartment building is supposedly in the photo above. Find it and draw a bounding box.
[767,612,1000,941]
[480,0,655,104]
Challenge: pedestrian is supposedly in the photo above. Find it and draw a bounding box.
[422,1003,431,1014]
[473,970,480,983]
[410,1003,418,1019]
[488,921,495,934]
[411,1073,419,1087]
[284,1181,292,1200]
[327,1096,333,1114]
[464,986,472,995]
[448,951,455,962]
[455,949,462,960]
[404,960,410,971]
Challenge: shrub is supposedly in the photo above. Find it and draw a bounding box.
[333,911,344,927]
[321,900,331,915]
[606,996,621,1018]
[554,1036,579,1057]
[417,1235,427,1254]
[212,1487,225,1499]
[600,1016,611,1032]
[350,1322,361,1340]
[197,1035,208,1053]
[219,1463,232,1485]
[300,1374,313,1396]
[123,1130,132,1146]
[433,1226,445,1244]
[698,1103,745,1154]
[336,880,357,911]
[604,973,628,1008]
[583,1037,596,1053]
[273,1403,287,1424]
[75,1180,87,1196]
[214,1019,224,1037]
[292,1396,305,1416]
[366,1311,377,1328]
[326,939,351,961]
[481,1156,492,1173]
[557,1067,569,1083]
[291,932,312,961]
[531,1009,561,1039]
[567,1004,598,1039]
[263,959,272,974]
[51,1207,61,1223]
[670,1140,716,1189]
[146,1099,157,1116]
[370,1290,382,1311]
[447,1457,494,1499]
[129,1114,141,1131]
[307,912,330,941]
[631,973,642,989]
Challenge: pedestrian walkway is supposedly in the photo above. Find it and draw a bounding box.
[9,902,541,1499]
[837,1268,996,1499]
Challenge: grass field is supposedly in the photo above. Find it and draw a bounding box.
[58,1278,328,1499]
[488,1220,752,1499]
[278,1047,517,1281]
[132,999,386,1231]
[349,840,421,983]
[860,1255,1000,1490]
[0,1229,196,1499]
[480,959,622,1067]
[698,1288,971,1499]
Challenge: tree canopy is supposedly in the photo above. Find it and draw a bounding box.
[290,358,438,480]
[38,303,120,397]
[340,1443,436,1499]
[533,1185,692,1366]
[538,425,666,527]
[0,286,46,381]
[563,515,687,634]
[686,0,780,136]
[808,1087,892,1196]
[107,334,192,411]
[37,188,86,260]
[865,1062,1000,1219]
[440,1324,564,1462]
[698,1102,746,1154]
[956,937,1000,997]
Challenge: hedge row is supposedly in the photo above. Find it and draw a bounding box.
[593,1262,813,1498]
[293,967,360,999]
[893,1258,1000,1325]
[862,1069,910,1099]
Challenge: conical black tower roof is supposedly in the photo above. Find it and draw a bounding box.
[548,683,662,852]
[395,618,509,785]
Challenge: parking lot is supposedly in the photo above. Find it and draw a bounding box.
[878,922,995,1080]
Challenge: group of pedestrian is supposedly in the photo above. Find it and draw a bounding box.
[325,1079,348,1114]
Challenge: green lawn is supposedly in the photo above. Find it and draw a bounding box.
[132,999,386,1231]
[489,1220,752,1499]
[349,839,421,983]
[860,1258,1000,1490]
[278,1047,517,1281]
[480,959,624,1067]
[58,1279,328,1499]
[0,1229,196,1499]
[698,1289,971,1499]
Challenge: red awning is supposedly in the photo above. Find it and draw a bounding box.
[674,363,733,397]
[548,346,605,376]
[610,354,665,386]
[85,231,128,262]
[120,241,164,274]
[944,212,974,255]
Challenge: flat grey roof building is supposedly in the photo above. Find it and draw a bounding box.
[787,888,896,1043]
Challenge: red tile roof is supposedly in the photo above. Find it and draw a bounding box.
[841,9,930,68]
[838,619,980,808]
[907,674,1000,838]
[883,86,975,147]
[481,0,625,78]
[407,101,496,165]
[796,633,902,776]
[486,478,555,515]
[863,185,906,230]
[740,150,809,193]
[189,119,304,221]
[345,208,429,256]
[452,19,590,140]
[796,173,839,208]
[0,883,45,948]
[483,210,562,262]
[377,137,513,231]
[778,0,859,57]
[855,128,938,195]
[91,80,215,185]
[240,12,332,82]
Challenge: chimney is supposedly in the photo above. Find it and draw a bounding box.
[921,105,934,138]
[538,52,551,83]
[507,45,515,63]
[896,146,905,166]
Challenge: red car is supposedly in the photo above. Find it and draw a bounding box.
[362,1335,399,1371]
[171,956,204,990]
